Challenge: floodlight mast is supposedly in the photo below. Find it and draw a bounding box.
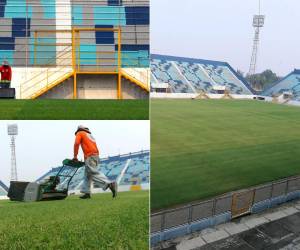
[249,0,265,75]
[7,124,18,181]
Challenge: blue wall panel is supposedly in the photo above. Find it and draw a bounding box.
[0,37,15,50]
[0,50,13,64]
[41,0,56,19]
[12,18,30,37]
[77,44,97,65]
[95,25,114,44]
[108,0,122,6]
[72,5,83,25]
[94,6,126,26]
[125,6,149,25]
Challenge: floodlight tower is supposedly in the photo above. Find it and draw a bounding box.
[7,124,18,181]
[248,0,265,75]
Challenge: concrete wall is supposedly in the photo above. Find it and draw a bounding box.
[122,78,149,99]
[39,74,148,99]
[151,93,256,100]
[77,74,118,99]
[39,77,74,99]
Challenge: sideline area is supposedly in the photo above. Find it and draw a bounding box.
[156,199,300,250]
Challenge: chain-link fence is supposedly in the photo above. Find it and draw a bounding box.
[151,175,300,234]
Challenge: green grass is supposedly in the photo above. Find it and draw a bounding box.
[0,100,149,120]
[151,99,300,210]
[0,191,149,249]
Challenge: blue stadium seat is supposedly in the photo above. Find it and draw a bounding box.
[263,70,300,101]
[151,54,254,95]
[37,151,150,191]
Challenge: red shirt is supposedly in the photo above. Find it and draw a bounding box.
[0,65,12,81]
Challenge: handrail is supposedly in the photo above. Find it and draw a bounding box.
[21,46,71,87]
[21,63,72,96]
[121,68,150,90]
[21,49,73,98]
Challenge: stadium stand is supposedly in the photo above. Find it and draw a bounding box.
[0,0,149,67]
[0,0,149,99]
[151,54,254,95]
[37,150,150,192]
[0,180,8,197]
[262,69,300,101]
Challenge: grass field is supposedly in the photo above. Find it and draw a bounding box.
[0,191,149,249]
[0,100,149,120]
[151,99,300,211]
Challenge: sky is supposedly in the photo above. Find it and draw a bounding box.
[0,121,150,186]
[151,0,300,76]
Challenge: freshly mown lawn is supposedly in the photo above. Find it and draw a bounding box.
[0,100,149,120]
[151,99,300,210]
[0,191,149,249]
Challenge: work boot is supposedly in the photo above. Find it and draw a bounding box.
[80,193,91,199]
[109,182,118,198]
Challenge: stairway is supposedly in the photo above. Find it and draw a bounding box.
[121,68,150,92]
[20,48,73,99]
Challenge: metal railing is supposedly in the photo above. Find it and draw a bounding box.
[151,175,300,234]
[20,47,73,99]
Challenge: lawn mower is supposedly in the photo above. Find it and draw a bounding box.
[8,159,85,202]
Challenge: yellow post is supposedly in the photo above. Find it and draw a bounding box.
[73,72,77,99]
[77,30,80,72]
[34,31,37,66]
[117,27,122,99]
[72,28,76,71]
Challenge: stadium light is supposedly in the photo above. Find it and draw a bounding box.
[249,0,266,75]
[7,124,18,181]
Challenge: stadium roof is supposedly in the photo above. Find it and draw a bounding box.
[151,54,229,67]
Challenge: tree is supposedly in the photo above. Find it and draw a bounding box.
[246,70,281,91]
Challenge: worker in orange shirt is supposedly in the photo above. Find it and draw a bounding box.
[73,125,117,199]
[0,60,12,88]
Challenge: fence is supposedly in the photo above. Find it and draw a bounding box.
[151,175,300,244]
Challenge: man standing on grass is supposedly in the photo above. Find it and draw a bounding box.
[73,125,117,199]
[0,60,12,88]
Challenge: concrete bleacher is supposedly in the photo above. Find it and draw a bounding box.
[262,69,300,101]
[37,150,150,193]
[151,54,254,95]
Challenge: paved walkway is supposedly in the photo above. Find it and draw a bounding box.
[155,200,300,250]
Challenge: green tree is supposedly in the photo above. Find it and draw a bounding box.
[246,70,281,91]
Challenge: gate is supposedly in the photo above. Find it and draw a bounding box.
[231,190,255,218]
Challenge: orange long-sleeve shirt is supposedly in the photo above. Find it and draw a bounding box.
[74,131,99,159]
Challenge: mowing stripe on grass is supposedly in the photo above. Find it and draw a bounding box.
[151,99,300,210]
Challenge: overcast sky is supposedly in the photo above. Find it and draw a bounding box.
[151,0,300,76]
[0,121,149,186]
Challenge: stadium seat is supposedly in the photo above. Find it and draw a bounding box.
[151,54,254,95]
[37,151,150,191]
[263,69,300,101]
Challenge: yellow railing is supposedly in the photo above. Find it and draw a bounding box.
[121,68,150,91]
[20,47,73,99]
[18,27,149,99]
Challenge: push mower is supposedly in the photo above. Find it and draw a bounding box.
[8,159,85,202]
